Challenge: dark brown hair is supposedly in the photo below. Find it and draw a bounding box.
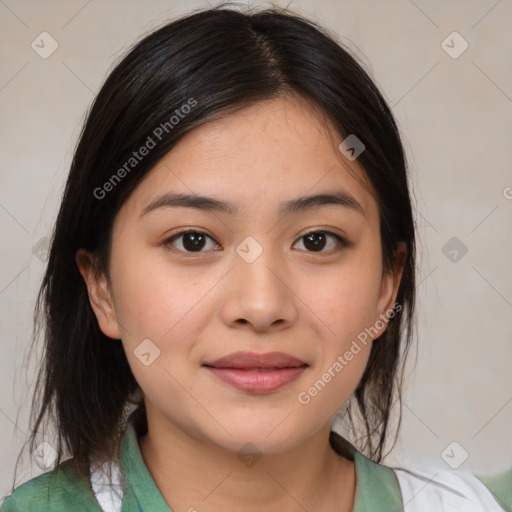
[11,1,416,491]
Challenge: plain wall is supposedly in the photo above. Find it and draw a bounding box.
[1,0,511,495]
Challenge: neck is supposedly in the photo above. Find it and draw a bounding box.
[137,408,356,512]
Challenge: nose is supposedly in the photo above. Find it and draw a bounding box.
[220,240,299,333]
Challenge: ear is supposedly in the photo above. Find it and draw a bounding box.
[75,248,122,340]
[374,242,407,338]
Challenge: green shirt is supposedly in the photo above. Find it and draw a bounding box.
[1,421,510,511]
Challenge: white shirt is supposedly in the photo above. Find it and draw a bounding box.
[394,465,506,511]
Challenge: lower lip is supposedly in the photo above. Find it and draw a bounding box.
[204,366,307,393]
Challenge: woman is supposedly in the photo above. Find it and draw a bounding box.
[1,4,510,511]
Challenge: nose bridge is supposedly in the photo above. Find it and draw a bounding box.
[225,233,297,329]
[234,234,284,294]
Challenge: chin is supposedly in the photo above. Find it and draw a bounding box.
[201,419,311,456]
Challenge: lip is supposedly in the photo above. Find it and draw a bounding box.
[203,351,308,393]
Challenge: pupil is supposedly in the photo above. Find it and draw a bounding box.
[304,232,325,251]
[183,232,205,251]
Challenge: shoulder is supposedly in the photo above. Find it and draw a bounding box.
[392,464,512,512]
[0,459,103,511]
[0,470,53,511]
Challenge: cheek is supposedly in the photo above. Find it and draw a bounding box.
[295,309,373,420]
[111,246,212,341]
[306,257,384,341]
[296,247,382,408]
[296,274,376,416]
[113,259,210,407]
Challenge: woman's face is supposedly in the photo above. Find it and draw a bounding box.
[78,94,404,454]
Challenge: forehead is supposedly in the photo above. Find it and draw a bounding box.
[119,95,378,223]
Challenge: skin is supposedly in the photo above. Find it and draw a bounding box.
[77,94,406,512]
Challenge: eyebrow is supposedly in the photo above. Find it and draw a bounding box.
[139,190,365,219]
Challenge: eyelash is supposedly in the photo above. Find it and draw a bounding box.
[163,229,351,255]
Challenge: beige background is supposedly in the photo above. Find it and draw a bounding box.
[1,0,511,495]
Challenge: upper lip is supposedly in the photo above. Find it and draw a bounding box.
[203,351,308,369]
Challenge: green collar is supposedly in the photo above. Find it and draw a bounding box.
[119,422,170,511]
[119,424,404,511]
[330,431,404,511]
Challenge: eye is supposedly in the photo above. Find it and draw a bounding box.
[164,229,350,255]
[293,230,349,253]
[164,230,220,253]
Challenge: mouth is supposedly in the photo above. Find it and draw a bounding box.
[202,351,309,393]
